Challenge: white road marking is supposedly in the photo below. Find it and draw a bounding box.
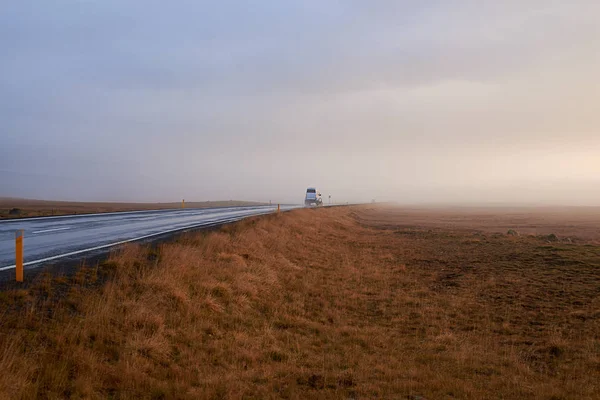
[32,227,71,234]
[0,210,277,272]
[0,205,274,224]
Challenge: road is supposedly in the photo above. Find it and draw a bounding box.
[0,205,299,272]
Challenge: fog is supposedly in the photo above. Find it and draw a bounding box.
[1,1,599,205]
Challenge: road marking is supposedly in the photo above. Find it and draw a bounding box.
[0,208,287,272]
[0,205,276,224]
[32,227,71,234]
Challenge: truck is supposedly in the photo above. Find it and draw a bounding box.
[304,187,323,207]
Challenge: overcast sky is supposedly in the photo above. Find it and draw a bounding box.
[1,1,599,205]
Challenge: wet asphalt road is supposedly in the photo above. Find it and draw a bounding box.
[0,205,299,272]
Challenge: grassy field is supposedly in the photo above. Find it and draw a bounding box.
[0,198,267,219]
[0,205,599,398]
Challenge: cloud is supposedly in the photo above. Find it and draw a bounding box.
[1,1,599,204]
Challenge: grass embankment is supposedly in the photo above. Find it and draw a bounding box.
[1,206,599,399]
[0,198,267,219]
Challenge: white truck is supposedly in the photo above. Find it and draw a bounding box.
[304,187,323,207]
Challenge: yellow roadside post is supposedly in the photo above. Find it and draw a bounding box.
[15,230,24,282]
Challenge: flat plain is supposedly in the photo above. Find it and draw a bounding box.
[0,205,598,399]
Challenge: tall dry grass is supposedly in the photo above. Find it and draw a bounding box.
[0,206,599,399]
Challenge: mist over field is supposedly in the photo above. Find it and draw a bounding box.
[1,2,599,205]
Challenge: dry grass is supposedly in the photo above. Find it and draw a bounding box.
[0,198,266,219]
[0,205,599,399]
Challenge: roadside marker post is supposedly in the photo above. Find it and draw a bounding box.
[277,204,280,213]
[182,199,185,209]
[15,230,24,282]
